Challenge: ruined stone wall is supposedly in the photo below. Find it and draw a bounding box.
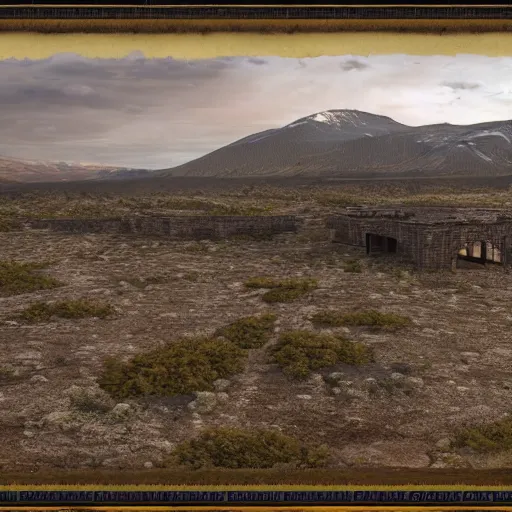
[422,222,512,269]
[26,215,299,240]
[327,215,512,269]
[326,216,427,265]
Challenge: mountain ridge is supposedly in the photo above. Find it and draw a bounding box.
[0,155,150,183]
[156,109,512,179]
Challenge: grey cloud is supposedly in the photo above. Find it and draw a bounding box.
[442,81,480,90]
[247,57,267,66]
[0,53,507,170]
[0,83,115,110]
[341,59,369,71]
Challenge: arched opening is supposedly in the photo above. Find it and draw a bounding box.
[456,240,503,268]
[366,233,398,255]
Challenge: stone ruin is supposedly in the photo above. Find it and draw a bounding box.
[24,214,300,240]
[327,206,512,270]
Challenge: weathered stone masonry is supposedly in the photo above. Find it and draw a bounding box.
[327,207,512,270]
[25,215,300,240]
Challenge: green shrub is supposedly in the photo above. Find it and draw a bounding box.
[245,277,317,290]
[169,427,330,469]
[215,313,277,349]
[344,259,362,273]
[245,277,318,303]
[0,260,62,296]
[454,417,512,452]
[98,337,247,399]
[15,299,115,323]
[261,288,307,303]
[69,388,114,414]
[311,309,411,330]
[269,330,373,380]
[0,217,19,232]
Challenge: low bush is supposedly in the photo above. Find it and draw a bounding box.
[0,260,62,296]
[245,277,318,303]
[454,417,512,452]
[98,337,247,399]
[69,388,115,414]
[169,427,330,469]
[343,259,362,273]
[269,330,374,380]
[15,299,115,323]
[215,313,277,349]
[0,217,19,232]
[311,309,411,330]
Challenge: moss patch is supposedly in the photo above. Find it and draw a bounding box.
[245,277,318,303]
[169,427,330,469]
[311,309,411,330]
[98,337,247,399]
[269,330,374,380]
[14,299,115,323]
[454,417,512,453]
[215,313,277,349]
[0,260,62,296]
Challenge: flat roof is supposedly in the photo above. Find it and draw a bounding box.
[337,206,512,224]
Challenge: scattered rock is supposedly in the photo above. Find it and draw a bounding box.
[43,411,75,431]
[297,394,312,400]
[308,373,325,387]
[213,379,231,392]
[430,452,470,468]
[15,351,42,363]
[435,438,453,452]
[390,363,412,375]
[188,391,218,414]
[159,312,178,318]
[110,403,133,419]
[143,461,153,469]
[23,431,35,438]
[345,389,368,400]
[403,377,424,390]
[30,375,48,383]
[328,372,345,382]
[339,441,431,468]
[460,352,480,364]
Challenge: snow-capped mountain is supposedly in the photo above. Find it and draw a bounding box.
[157,110,512,178]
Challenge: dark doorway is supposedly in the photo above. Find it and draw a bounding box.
[366,233,398,255]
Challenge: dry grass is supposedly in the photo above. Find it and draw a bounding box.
[311,310,411,330]
[269,330,374,380]
[1,470,512,487]
[245,277,318,303]
[215,313,277,349]
[0,260,62,296]
[13,299,115,323]
[98,337,247,399]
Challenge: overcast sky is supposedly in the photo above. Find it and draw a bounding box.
[1,52,511,169]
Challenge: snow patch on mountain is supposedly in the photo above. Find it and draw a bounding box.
[472,148,493,163]
[467,130,511,143]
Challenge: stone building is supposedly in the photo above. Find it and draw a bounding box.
[327,206,512,270]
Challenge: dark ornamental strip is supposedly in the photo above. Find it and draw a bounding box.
[0,490,512,507]
[0,6,511,19]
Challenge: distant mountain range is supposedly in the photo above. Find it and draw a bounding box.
[156,110,512,178]
[3,110,512,183]
[0,155,150,183]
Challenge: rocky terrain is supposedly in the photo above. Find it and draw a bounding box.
[1,183,512,473]
[157,110,512,179]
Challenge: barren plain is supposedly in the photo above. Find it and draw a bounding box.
[1,179,512,475]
